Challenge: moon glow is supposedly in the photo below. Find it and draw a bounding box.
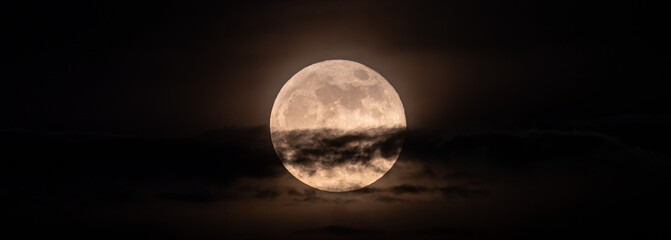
[270,60,406,192]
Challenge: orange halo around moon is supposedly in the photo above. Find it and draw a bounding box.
[270,59,406,192]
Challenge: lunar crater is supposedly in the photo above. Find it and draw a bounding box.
[354,69,369,80]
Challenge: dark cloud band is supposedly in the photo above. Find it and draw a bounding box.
[272,127,405,170]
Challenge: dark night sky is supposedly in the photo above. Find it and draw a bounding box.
[2,0,669,239]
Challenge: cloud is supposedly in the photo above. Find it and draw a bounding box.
[271,127,405,169]
[389,184,429,194]
[282,188,357,204]
[356,184,489,202]
[6,126,666,208]
[287,188,302,196]
[403,128,669,170]
[270,182,489,204]
[438,186,490,198]
[3,125,670,238]
[253,189,280,200]
[374,195,409,203]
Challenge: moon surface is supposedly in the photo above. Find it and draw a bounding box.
[270,60,406,192]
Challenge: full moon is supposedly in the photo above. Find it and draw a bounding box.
[270,59,406,192]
